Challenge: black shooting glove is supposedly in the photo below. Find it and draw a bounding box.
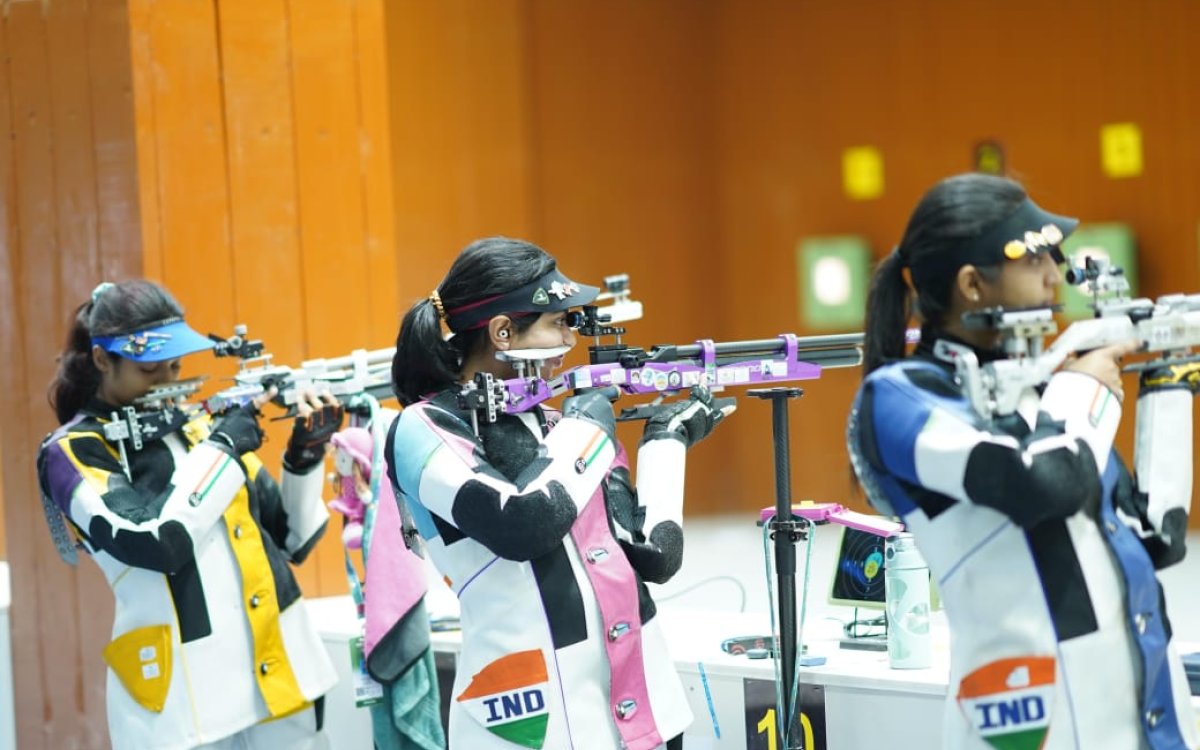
[208,405,265,455]
[562,387,619,442]
[641,385,730,448]
[283,403,346,473]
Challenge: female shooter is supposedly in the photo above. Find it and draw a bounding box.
[37,280,343,750]
[387,236,729,750]
[848,174,1198,749]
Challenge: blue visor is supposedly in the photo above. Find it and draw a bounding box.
[91,318,215,362]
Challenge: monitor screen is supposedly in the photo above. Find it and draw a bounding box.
[828,525,888,610]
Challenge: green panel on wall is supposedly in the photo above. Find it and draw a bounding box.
[1058,223,1138,320]
[797,236,870,330]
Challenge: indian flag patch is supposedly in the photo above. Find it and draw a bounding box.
[1088,383,1113,428]
[957,656,1055,750]
[457,650,551,749]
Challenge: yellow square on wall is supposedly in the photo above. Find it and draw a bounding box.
[1100,122,1143,179]
[842,146,884,200]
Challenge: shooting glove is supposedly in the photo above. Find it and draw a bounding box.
[562,387,618,442]
[208,406,265,456]
[641,386,727,448]
[1139,360,1200,395]
[283,403,346,473]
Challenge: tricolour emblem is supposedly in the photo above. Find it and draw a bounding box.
[457,650,551,749]
[957,656,1055,750]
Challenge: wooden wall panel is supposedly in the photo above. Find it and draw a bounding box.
[288,0,375,595]
[353,0,400,345]
[129,0,236,333]
[525,1,725,506]
[4,0,396,744]
[0,0,11,565]
[385,0,538,309]
[126,0,161,281]
[214,0,321,593]
[5,4,90,746]
[88,0,142,280]
[1,0,141,746]
[381,1,725,499]
[6,1,1200,745]
[131,0,399,598]
[709,0,1200,516]
[382,0,1200,519]
[47,1,101,294]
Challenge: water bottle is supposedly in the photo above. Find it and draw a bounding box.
[885,532,932,669]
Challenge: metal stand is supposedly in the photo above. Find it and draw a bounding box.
[749,386,807,749]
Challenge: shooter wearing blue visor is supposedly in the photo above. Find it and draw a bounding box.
[91,316,215,362]
[40,278,342,749]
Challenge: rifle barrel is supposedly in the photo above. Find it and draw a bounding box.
[794,346,863,369]
[299,346,396,371]
[667,333,864,366]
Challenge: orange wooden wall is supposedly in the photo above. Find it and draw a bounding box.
[2,0,397,746]
[384,0,724,515]
[1,1,144,746]
[127,0,398,601]
[382,0,1200,518]
[4,0,1200,747]
[707,0,1200,515]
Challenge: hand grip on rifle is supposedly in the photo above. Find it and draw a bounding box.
[283,390,346,473]
[207,406,265,456]
[562,386,620,442]
[1062,339,1140,403]
[640,385,735,448]
[618,395,737,423]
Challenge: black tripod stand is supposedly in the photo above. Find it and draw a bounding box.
[749,386,808,750]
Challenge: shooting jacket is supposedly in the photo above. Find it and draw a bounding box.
[36,401,336,750]
[848,337,1198,750]
[387,390,693,750]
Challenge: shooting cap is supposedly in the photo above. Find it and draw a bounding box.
[911,197,1078,287]
[92,317,215,363]
[445,267,600,333]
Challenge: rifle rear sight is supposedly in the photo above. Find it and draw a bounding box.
[209,324,265,361]
[1065,255,1134,317]
[575,305,625,340]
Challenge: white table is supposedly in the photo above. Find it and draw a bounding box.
[659,608,947,750]
[308,595,949,750]
[306,595,1200,750]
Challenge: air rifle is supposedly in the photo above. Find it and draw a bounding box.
[456,285,864,431]
[198,326,395,415]
[934,256,1200,419]
[97,328,395,477]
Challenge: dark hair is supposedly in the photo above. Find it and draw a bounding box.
[391,237,557,406]
[49,280,185,423]
[862,174,1025,375]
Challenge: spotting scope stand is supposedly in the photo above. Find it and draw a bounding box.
[749,386,808,750]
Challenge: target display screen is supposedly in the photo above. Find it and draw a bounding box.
[828,526,887,609]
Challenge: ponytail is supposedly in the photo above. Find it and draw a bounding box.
[862,250,911,376]
[391,299,468,406]
[390,236,557,405]
[862,173,1028,377]
[49,303,103,424]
